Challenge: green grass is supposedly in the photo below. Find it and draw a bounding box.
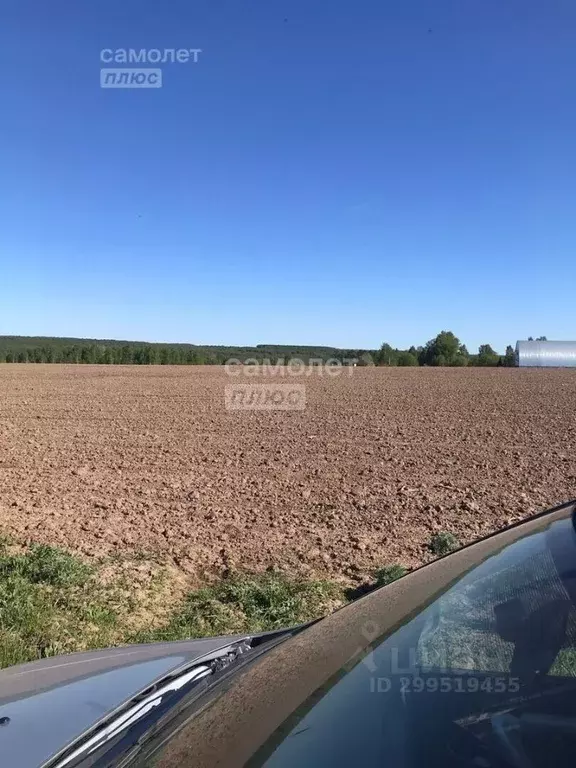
[0,542,343,668]
[0,543,93,587]
[429,531,461,556]
[0,543,119,668]
[131,571,341,644]
[373,564,408,586]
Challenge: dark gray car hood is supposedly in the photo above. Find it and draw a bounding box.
[0,634,247,768]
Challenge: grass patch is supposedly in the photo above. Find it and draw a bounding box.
[131,571,342,644]
[0,543,93,587]
[344,563,409,599]
[373,564,408,587]
[0,543,119,668]
[429,531,460,556]
[0,543,344,668]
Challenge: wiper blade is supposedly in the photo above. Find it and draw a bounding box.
[48,639,253,768]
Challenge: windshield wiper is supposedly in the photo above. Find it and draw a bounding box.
[46,625,308,768]
[48,638,255,768]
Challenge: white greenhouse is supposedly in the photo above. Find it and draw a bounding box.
[515,340,576,367]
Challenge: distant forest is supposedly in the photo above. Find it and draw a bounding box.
[0,332,525,367]
[0,337,365,366]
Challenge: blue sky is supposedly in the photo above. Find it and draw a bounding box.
[1,0,575,353]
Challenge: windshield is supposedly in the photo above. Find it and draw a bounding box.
[252,514,576,768]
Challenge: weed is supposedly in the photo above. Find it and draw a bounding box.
[429,531,460,556]
[373,564,408,586]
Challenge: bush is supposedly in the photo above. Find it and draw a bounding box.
[373,565,408,586]
[429,532,460,556]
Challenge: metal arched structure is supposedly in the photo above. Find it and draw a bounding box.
[515,340,576,367]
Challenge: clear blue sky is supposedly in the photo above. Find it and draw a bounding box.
[1,0,575,353]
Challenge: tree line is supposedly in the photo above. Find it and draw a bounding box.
[0,332,543,367]
[372,332,548,368]
[0,337,366,366]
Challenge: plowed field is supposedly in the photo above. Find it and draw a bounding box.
[1,365,575,583]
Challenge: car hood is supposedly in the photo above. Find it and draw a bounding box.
[0,634,250,768]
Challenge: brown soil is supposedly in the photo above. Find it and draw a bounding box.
[1,365,575,584]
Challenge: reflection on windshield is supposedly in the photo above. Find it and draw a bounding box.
[418,523,573,674]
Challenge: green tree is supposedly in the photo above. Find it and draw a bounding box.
[503,345,516,367]
[477,344,500,367]
[80,346,95,364]
[357,352,375,366]
[376,343,397,366]
[120,346,133,364]
[62,345,80,363]
[132,348,146,364]
[397,351,418,366]
[27,348,43,363]
[420,331,469,367]
[457,344,470,366]
[100,347,113,364]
